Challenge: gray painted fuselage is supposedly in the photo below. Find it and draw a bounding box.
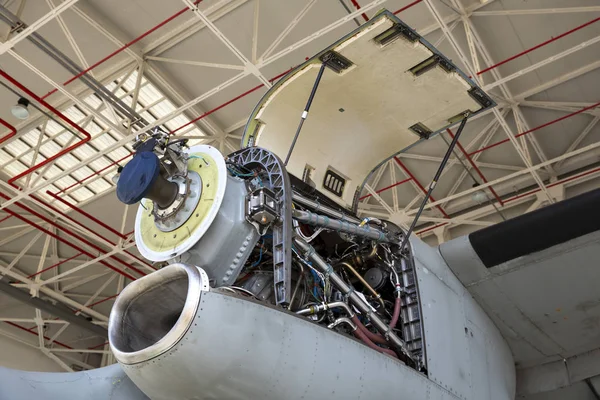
[0,236,516,400]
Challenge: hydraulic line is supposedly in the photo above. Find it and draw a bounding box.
[291,192,361,224]
[336,261,385,309]
[293,237,413,361]
[292,209,390,242]
[398,114,470,252]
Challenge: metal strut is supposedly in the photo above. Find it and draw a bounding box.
[284,61,328,165]
[399,114,470,251]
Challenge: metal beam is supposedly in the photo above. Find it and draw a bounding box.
[0,279,108,337]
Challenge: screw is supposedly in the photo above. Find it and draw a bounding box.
[173,234,177,238]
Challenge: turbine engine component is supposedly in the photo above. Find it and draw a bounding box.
[116,133,259,287]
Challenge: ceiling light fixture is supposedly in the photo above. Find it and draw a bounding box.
[11,97,30,120]
[471,183,487,204]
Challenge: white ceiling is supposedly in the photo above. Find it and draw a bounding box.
[0,0,599,371]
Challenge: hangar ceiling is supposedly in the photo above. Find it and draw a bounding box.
[0,0,598,370]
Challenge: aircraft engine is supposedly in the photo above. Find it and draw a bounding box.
[115,132,259,287]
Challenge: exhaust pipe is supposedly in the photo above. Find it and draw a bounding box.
[109,263,209,365]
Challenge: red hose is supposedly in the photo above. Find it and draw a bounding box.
[353,326,397,358]
[351,315,387,345]
[390,296,402,329]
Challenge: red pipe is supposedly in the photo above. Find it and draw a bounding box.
[352,315,387,345]
[41,0,204,99]
[46,191,127,240]
[0,70,93,186]
[4,321,72,349]
[353,323,397,357]
[349,0,369,22]
[416,222,448,235]
[54,153,132,195]
[0,193,137,281]
[446,128,504,205]
[393,0,424,15]
[359,178,412,201]
[0,117,17,145]
[477,17,600,75]
[469,102,600,156]
[58,68,292,189]
[171,68,292,135]
[25,194,150,275]
[393,157,450,218]
[88,340,108,350]
[417,165,600,235]
[27,252,83,279]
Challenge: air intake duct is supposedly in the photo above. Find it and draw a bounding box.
[109,263,209,365]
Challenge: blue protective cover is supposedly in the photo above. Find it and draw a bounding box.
[116,151,161,205]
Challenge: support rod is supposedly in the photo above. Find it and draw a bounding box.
[399,115,469,251]
[284,62,327,165]
[293,237,414,362]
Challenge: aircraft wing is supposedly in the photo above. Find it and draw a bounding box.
[439,188,600,396]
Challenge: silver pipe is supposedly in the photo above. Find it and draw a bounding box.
[289,262,304,310]
[296,301,355,317]
[293,237,413,361]
[292,209,391,242]
[292,192,361,224]
[327,317,357,330]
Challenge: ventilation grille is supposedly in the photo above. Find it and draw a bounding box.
[323,169,346,197]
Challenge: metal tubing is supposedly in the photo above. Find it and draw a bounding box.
[3,321,72,349]
[375,102,600,199]
[336,262,385,309]
[172,68,291,135]
[0,193,138,281]
[393,0,424,15]
[469,102,600,156]
[27,252,83,279]
[41,0,204,99]
[284,62,327,165]
[349,0,369,21]
[394,157,449,218]
[293,237,413,360]
[446,128,504,205]
[0,280,108,337]
[292,209,390,242]
[289,262,304,310]
[46,191,127,239]
[51,67,293,191]
[296,301,355,317]
[0,118,16,145]
[27,194,149,274]
[0,69,92,186]
[399,116,469,251]
[358,178,412,201]
[291,192,361,224]
[477,16,600,75]
[327,317,357,330]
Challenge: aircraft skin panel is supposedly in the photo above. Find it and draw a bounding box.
[119,289,457,400]
[410,237,516,400]
[440,189,600,396]
[0,363,148,400]
[241,10,494,208]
